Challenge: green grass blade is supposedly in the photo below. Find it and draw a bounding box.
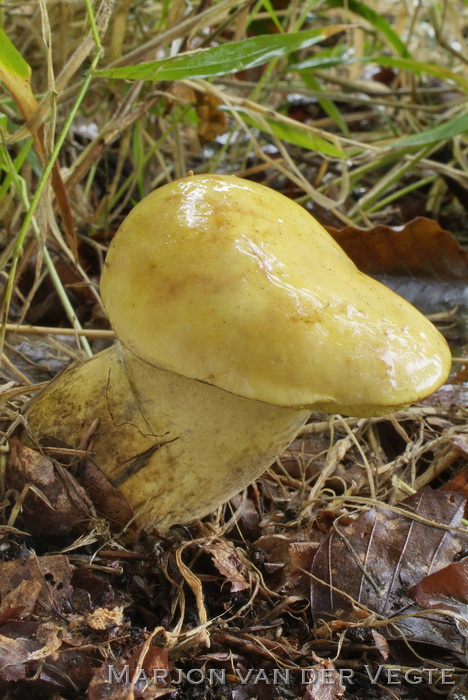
[387,112,468,148]
[0,137,33,201]
[291,54,353,71]
[373,56,468,90]
[0,28,31,79]
[299,71,350,136]
[96,26,347,81]
[292,53,468,90]
[323,0,411,57]
[230,107,345,157]
[255,0,284,33]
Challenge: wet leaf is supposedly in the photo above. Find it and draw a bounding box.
[310,488,468,653]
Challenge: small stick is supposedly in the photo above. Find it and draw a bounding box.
[4,323,115,339]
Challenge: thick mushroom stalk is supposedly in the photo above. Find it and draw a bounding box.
[23,175,451,532]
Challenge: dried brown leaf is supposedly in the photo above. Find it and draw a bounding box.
[328,217,468,280]
[255,534,318,596]
[0,580,41,624]
[409,558,468,612]
[0,554,73,616]
[7,439,94,535]
[73,458,134,529]
[302,654,345,699]
[328,217,468,315]
[204,541,250,592]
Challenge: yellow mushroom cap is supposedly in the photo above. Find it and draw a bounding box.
[100,174,451,416]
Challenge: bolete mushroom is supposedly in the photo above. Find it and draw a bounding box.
[23,174,451,532]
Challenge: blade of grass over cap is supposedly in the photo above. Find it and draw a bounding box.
[96,26,347,82]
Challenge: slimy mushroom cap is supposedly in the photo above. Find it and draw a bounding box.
[101,174,451,416]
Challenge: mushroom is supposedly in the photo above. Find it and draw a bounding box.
[23,174,451,532]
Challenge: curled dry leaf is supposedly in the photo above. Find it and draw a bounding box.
[72,457,134,529]
[310,488,468,654]
[0,623,61,683]
[0,619,97,694]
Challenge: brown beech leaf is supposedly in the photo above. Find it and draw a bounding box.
[439,469,468,514]
[0,621,62,684]
[310,488,468,654]
[88,643,176,699]
[0,619,110,696]
[409,558,468,612]
[228,494,261,540]
[328,218,468,279]
[327,217,468,315]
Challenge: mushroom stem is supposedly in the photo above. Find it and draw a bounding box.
[24,342,310,532]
